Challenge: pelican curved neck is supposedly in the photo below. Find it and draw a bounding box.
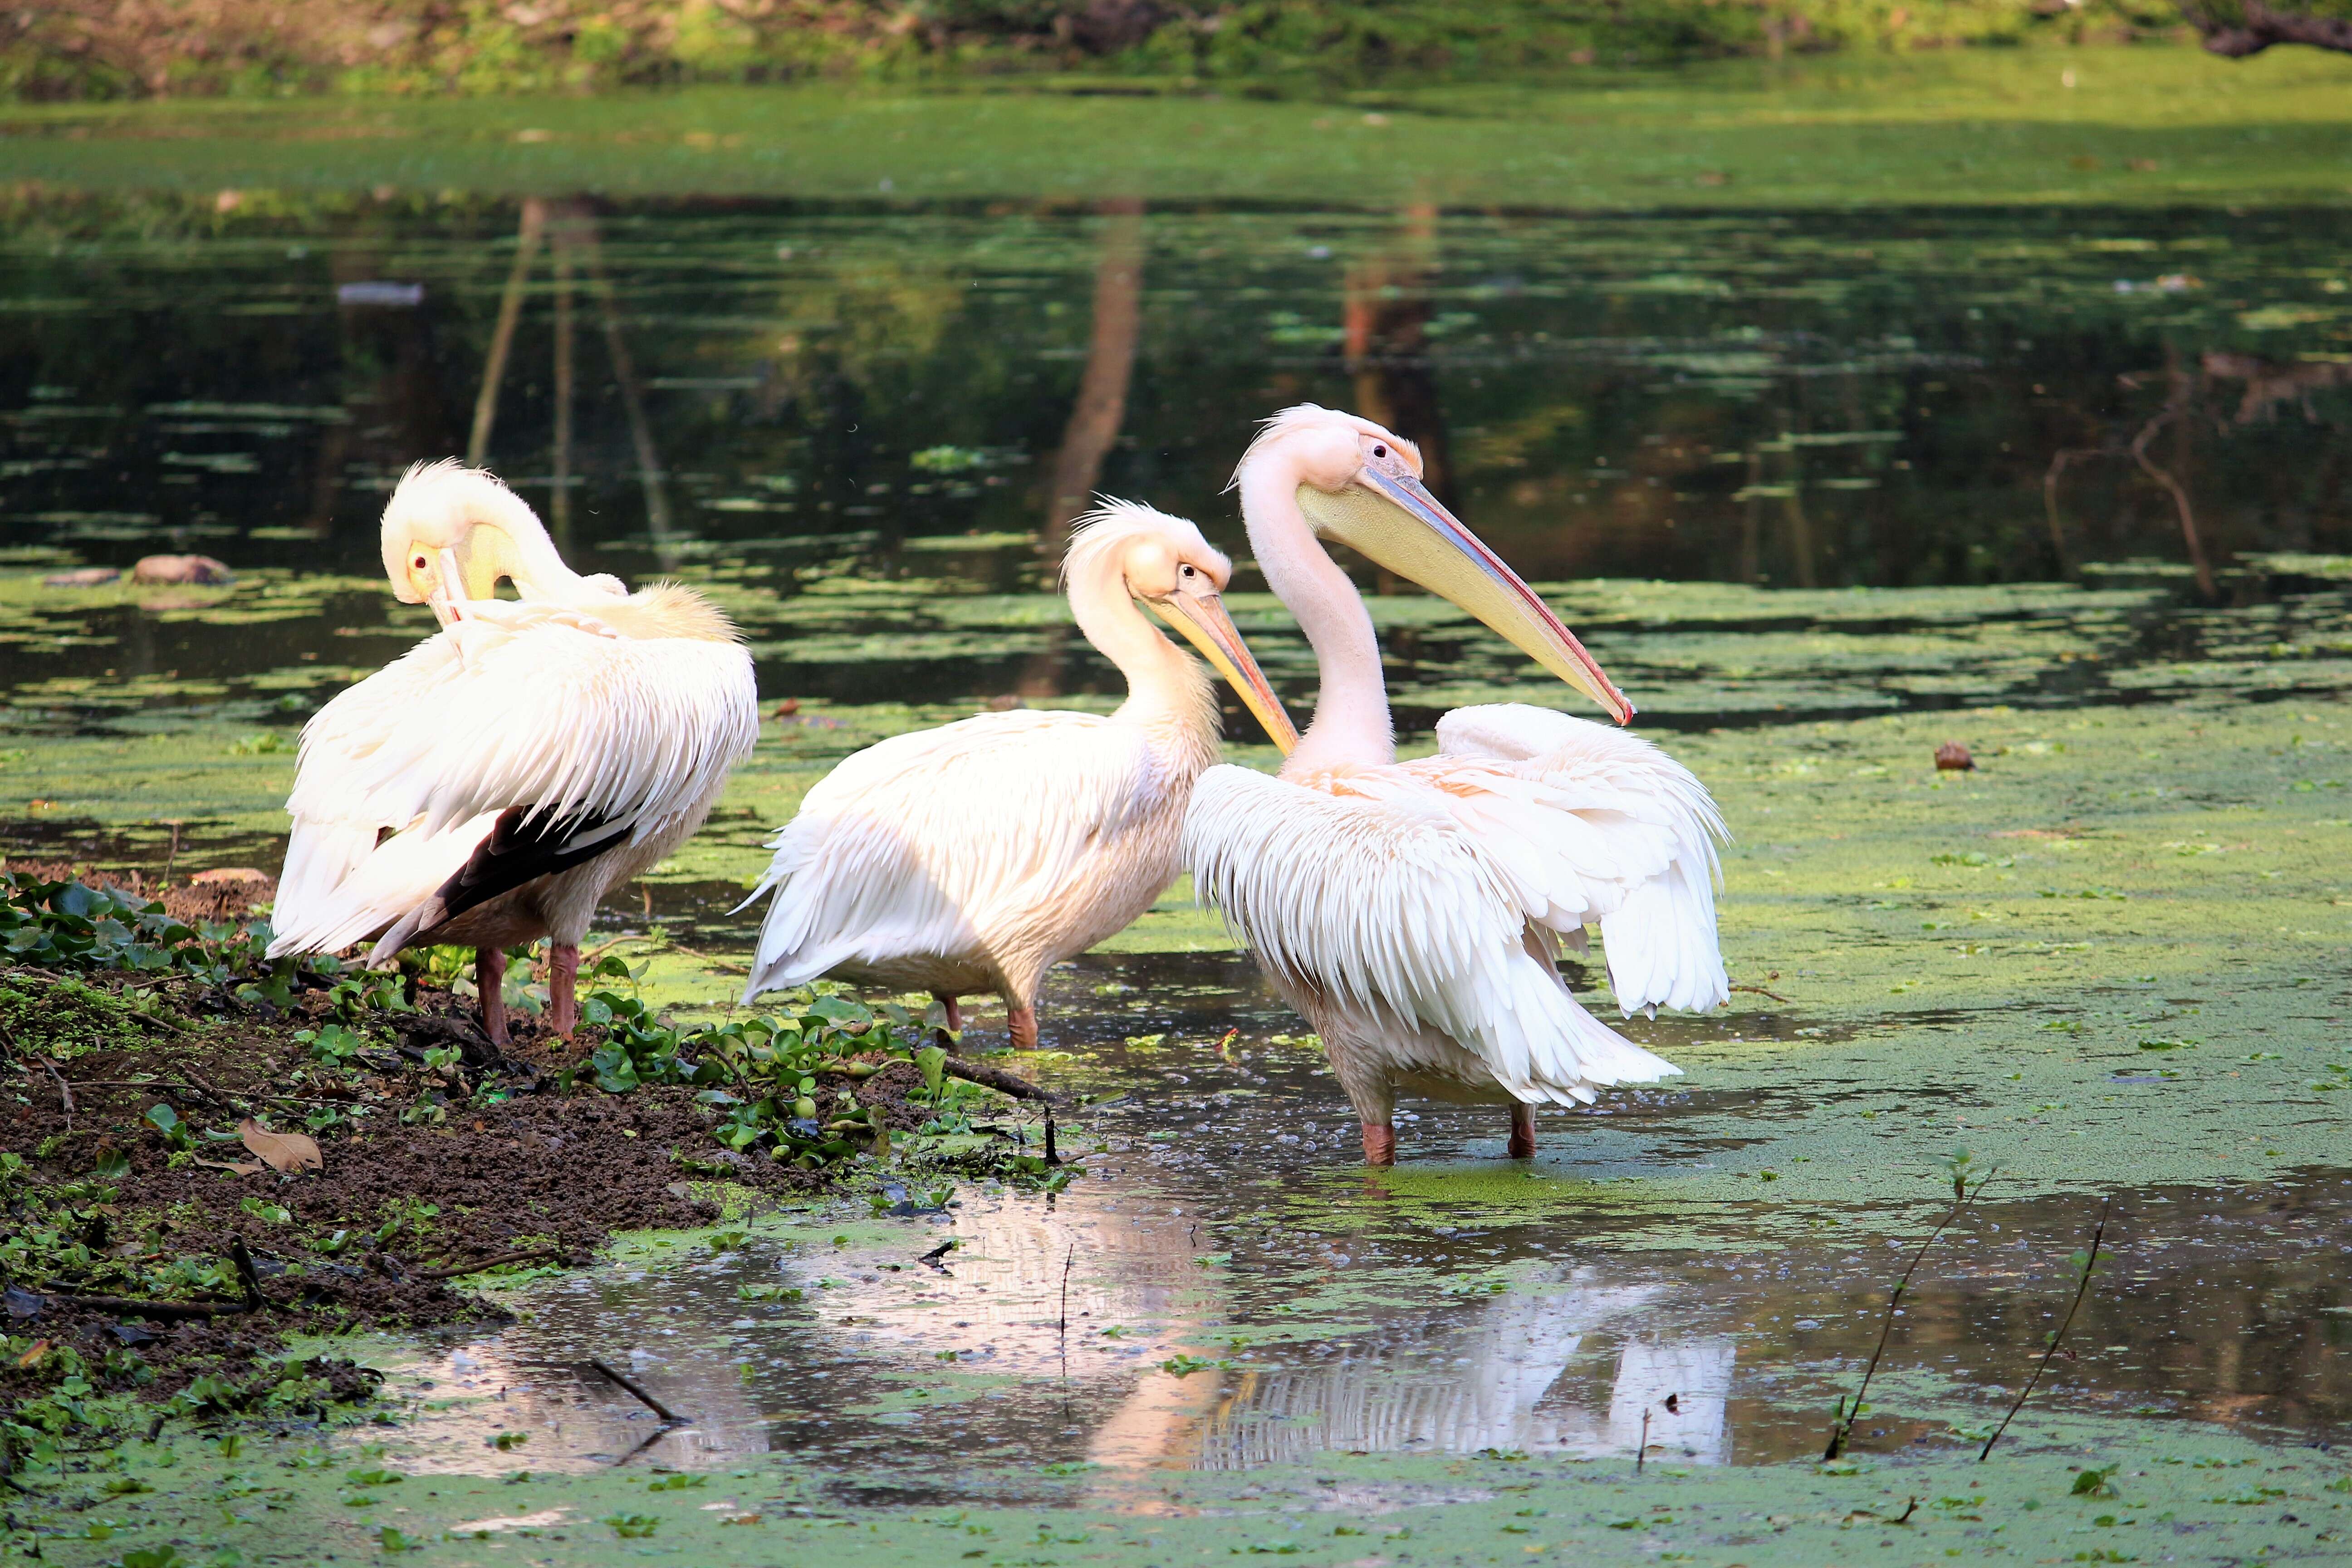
[1065,549,1211,734]
[1237,465,1393,774]
[470,491,588,601]
[412,471,590,602]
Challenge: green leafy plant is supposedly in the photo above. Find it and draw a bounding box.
[143,1103,193,1151]
[295,1022,371,1067]
[1159,1353,1232,1378]
[2072,1465,2120,1498]
[0,872,276,984]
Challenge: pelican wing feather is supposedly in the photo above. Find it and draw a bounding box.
[740,710,1175,998]
[1429,703,1729,1016]
[269,605,756,956]
[1185,759,1682,1106]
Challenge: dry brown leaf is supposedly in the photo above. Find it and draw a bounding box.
[194,1157,266,1176]
[237,1118,323,1175]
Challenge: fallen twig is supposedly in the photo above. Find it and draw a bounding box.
[38,1240,270,1322]
[229,1237,266,1309]
[1980,1194,2115,1461]
[59,1078,349,1110]
[1826,1167,1999,1460]
[589,1357,686,1425]
[41,1058,73,1133]
[173,1062,231,1101]
[944,1057,1061,1106]
[1730,984,1790,1003]
[421,1248,570,1281]
[659,940,748,977]
[39,1293,254,1322]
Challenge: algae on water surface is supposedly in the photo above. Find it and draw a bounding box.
[19,1400,2351,1567]
[7,566,2351,1210]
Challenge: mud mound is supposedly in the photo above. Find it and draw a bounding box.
[0,859,275,924]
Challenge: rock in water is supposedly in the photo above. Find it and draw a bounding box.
[131,554,234,585]
[1934,741,1975,771]
[43,566,121,587]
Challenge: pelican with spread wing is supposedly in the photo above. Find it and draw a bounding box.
[1184,407,1728,1165]
[268,462,759,1044]
[738,501,1295,1049]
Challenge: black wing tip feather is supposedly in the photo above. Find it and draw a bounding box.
[432,806,626,926]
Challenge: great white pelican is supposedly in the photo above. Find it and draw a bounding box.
[738,500,1295,1049]
[1183,407,1728,1165]
[267,461,759,1044]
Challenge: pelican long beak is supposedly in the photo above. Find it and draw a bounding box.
[1149,591,1300,754]
[1296,470,1635,724]
[429,546,467,628]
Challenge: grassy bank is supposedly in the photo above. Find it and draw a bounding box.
[4,44,2347,209]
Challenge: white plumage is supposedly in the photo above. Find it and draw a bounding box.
[269,462,758,1042]
[742,706,1200,1004]
[739,500,1294,1049]
[1187,710,1724,1114]
[1182,407,1729,1161]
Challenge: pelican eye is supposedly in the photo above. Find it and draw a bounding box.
[412,554,429,569]
[1372,443,1387,459]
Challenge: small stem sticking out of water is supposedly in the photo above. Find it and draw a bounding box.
[1044,1106,1060,1166]
[1057,1243,1076,1406]
[1058,1244,1075,1343]
[1979,1194,2114,1462]
[1826,1164,1998,1460]
[1637,1406,1649,1472]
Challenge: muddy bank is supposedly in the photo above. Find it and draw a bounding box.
[0,884,1032,1431]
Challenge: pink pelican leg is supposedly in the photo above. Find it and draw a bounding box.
[1009,1003,1038,1051]
[477,945,509,1047]
[1361,1122,1397,1166]
[1508,1102,1536,1159]
[549,941,580,1036]
[933,992,962,1050]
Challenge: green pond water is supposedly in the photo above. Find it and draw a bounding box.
[9,62,2352,1565]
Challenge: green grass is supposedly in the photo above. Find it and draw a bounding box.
[3,43,2349,208]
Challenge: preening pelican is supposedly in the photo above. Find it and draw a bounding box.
[739,500,1296,1049]
[268,461,759,1044]
[1184,407,1728,1165]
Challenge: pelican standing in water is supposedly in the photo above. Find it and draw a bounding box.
[1185,407,1728,1165]
[739,501,1295,1049]
[268,461,760,1044]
